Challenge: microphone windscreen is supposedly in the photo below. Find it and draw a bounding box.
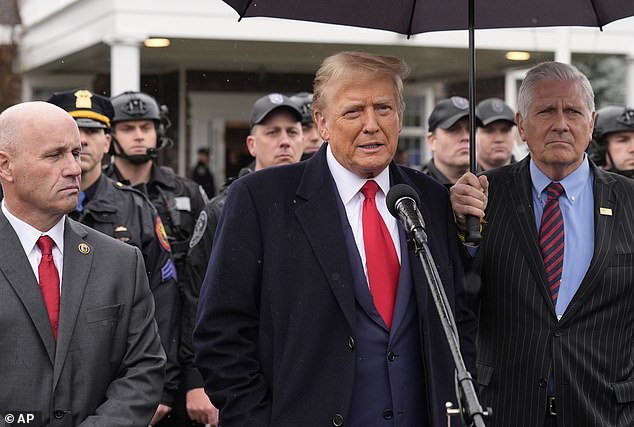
[386,184,421,218]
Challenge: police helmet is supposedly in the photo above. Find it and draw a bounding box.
[290,92,314,125]
[593,105,634,146]
[590,105,634,174]
[111,91,172,150]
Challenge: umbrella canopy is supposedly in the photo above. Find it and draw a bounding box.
[223,0,634,36]
[221,0,634,242]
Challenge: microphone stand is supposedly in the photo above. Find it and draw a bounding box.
[409,221,489,427]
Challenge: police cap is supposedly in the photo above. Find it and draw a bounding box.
[250,93,302,128]
[428,96,473,132]
[47,89,114,129]
[476,97,515,127]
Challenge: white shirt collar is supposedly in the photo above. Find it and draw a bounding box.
[326,144,391,202]
[2,200,66,256]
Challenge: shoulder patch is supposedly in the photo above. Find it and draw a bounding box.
[155,216,171,252]
[189,210,208,249]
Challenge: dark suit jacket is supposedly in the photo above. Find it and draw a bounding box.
[473,156,634,426]
[194,146,476,426]
[0,214,166,426]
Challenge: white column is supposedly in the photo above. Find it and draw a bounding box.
[554,28,571,64]
[178,66,187,176]
[109,39,141,95]
[505,68,531,160]
[211,118,226,183]
[21,76,33,102]
[421,86,435,164]
[626,55,634,107]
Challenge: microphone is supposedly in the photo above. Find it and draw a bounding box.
[386,184,427,246]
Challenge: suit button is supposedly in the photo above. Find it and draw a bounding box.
[383,409,394,420]
[332,413,344,426]
[348,336,355,350]
[538,378,548,388]
[554,329,563,337]
[53,410,66,419]
[387,351,396,361]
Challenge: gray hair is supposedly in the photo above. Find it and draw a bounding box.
[518,61,595,118]
[312,51,410,115]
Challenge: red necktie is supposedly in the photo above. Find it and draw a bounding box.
[37,236,60,340]
[361,180,400,328]
[539,182,565,307]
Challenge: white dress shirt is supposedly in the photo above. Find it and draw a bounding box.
[2,200,65,288]
[326,145,402,286]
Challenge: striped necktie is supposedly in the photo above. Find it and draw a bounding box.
[539,182,565,307]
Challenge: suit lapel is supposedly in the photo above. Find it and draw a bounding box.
[503,160,555,310]
[294,148,357,329]
[389,225,413,335]
[0,212,56,362]
[560,168,617,322]
[53,218,92,390]
[387,164,430,314]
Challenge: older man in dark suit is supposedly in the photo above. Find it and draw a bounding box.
[0,101,165,426]
[194,51,475,426]
[451,61,634,426]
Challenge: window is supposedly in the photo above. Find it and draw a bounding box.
[398,92,432,169]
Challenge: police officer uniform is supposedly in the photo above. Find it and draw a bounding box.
[104,160,206,277]
[104,91,206,277]
[47,89,181,408]
[104,91,206,426]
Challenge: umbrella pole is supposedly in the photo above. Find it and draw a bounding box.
[458,5,489,425]
[465,0,482,243]
[468,0,476,175]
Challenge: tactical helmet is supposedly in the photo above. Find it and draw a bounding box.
[592,105,634,146]
[290,92,314,125]
[589,105,634,176]
[111,91,162,122]
[110,91,172,155]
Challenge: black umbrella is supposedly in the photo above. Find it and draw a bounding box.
[221,0,634,240]
[222,1,634,35]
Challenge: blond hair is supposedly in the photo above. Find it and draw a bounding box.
[312,51,410,115]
